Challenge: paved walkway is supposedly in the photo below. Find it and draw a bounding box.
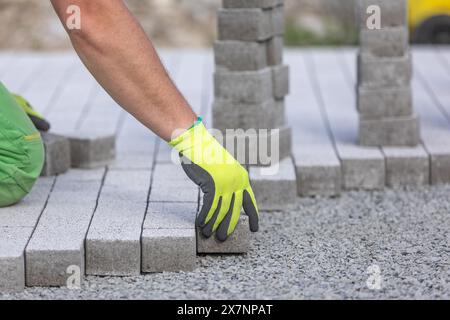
[1,47,450,295]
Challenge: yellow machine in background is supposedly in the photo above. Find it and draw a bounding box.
[409,0,450,43]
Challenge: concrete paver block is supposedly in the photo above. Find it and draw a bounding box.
[213,98,284,131]
[293,146,341,197]
[271,5,285,36]
[218,9,273,41]
[150,163,199,203]
[0,227,33,292]
[358,53,412,89]
[25,169,104,287]
[339,145,386,190]
[197,216,250,254]
[85,170,151,276]
[359,114,421,147]
[272,65,290,99]
[383,146,430,187]
[267,36,283,66]
[214,41,267,71]
[430,153,450,185]
[360,27,409,57]
[214,68,273,104]
[41,133,71,177]
[142,202,197,273]
[68,131,116,168]
[249,158,297,211]
[358,86,413,120]
[0,178,54,292]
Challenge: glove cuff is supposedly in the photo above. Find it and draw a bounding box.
[169,117,211,151]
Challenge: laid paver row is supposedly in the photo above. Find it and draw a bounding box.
[285,50,341,197]
[0,178,54,292]
[412,49,450,184]
[308,50,386,190]
[25,169,106,287]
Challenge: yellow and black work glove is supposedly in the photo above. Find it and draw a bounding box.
[170,119,259,241]
[13,94,50,132]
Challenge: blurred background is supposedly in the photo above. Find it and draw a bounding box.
[0,0,449,50]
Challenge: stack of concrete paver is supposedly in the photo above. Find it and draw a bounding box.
[357,0,421,147]
[214,0,296,210]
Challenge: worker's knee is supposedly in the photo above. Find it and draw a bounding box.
[0,175,31,207]
[0,133,45,207]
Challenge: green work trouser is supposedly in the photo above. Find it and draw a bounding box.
[0,82,44,207]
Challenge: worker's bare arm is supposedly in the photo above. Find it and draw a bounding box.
[50,0,197,141]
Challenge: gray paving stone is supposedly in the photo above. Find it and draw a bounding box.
[382,146,430,187]
[340,145,386,190]
[223,0,282,9]
[358,52,412,89]
[271,5,285,36]
[357,0,407,29]
[221,126,292,166]
[41,133,71,177]
[272,65,290,99]
[142,202,197,273]
[0,227,33,292]
[293,145,341,197]
[267,36,283,66]
[429,152,450,185]
[25,169,104,287]
[359,114,421,147]
[197,216,250,254]
[249,158,297,211]
[213,98,284,131]
[218,9,273,41]
[143,202,195,230]
[85,170,151,276]
[150,163,198,203]
[68,131,116,168]
[214,41,267,72]
[360,27,409,57]
[412,59,450,185]
[0,177,54,292]
[214,68,273,103]
[357,85,413,120]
